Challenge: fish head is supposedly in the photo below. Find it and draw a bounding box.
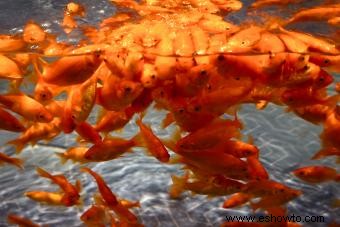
[314,69,333,89]
[36,108,53,123]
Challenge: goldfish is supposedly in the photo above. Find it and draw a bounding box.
[293,166,340,183]
[0,54,23,80]
[0,35,26,52]
[25,191,64,206]
[0,107,25,132]
[246,156,269,181]
[7,118,61,153]
[75,122,102,144]
[41,54,101,86]
[95,109,132,134]
[243,180,300,198]
[249,0,301,10]
[135,117,170,163]
[250,191,301,210]
[278,33,309,54]
[81,205,109,227]
[252,32,286,54]
[0,152,23,169]
[36,167,82,206]
[321,106,340,149]
[0,93,53,123]
[280,28,339,55]
[176,118,242,153]
[311,147,340,160]
[23,21,46,44]
[55,147,89,164]
[97,77,144,111]
[84,136,136,162]
[81,167,139,224]
[309,54,340,73]
[328,16,340,26]
[62,2,85,34]
[292,103,331,125]
[287,4,340,24]
[224,26,263,53]
[7,214,40,227]
[222,193,252,208]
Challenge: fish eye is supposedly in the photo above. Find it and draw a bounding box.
[200,70,207,76]
[38,113,46,120]
[324,59,330,64]
[124,86,132,93]
[151,74,156,79]
[235,77,240,81]
[303,65,309,71]
[194,105,201,112]
[178,108,185,114]
[217,55,225,62]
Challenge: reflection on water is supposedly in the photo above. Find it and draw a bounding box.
[0,0,339,226]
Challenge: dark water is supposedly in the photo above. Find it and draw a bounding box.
[0,1,339,226]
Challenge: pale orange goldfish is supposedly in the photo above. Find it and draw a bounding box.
[243,180,300,198]
[287,4,340,24]
[0,54,23,80]
[25,191,64,206]
[0,93,53,123]
[0,35,26,52]
[81,167,139,224]
[7,118,61,153]
[223,193,252,208]
[0,152,23,169]
[42,54,101,86]
[36,167,82,206]
[23,21,46,44]
[135,117,170,163]
[75,122,102,144]
[84,136,136,162]
[94,109,132,134]
[7,214,40,227]
[0,107,25,132]
[293,166,340,183]
[55,147,89,164]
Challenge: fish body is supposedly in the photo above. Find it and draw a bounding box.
[0,54,23,80]
[0,152,23,169]
[293,166,340,183]
[56,147,89,164]
[0,107,25,132]
[84,137,136,162]
[25,191,64,206]
[7,214,40,227]
[36,167,81,206]
[136,117,170,162]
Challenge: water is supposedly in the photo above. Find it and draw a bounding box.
[0,1,339,226]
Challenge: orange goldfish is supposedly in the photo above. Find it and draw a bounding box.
[309,54,340,73]
[321,106,340,149]
[95,109,132,134]
[0,107,25,132]
[42,54,101,86]
[0,54,23,80]
[278,33,309,53]
[36,167,82,206]
[252,32,286,54]
[243,180,300,197]
[311,147,340,160]
[55,147,89,164]
[81,205,108,227]
[97,77,143,111]
[7,118,61,153]
[0,93,53,123]
[23,21,46,44]
[7,214,40,227]
[62,2,85,34]
[0,152,23,169]
[0,35,26,52]
[224,26,263,53]
[135,117,170,163]
[250,192,301,211]
[246,156,269,181]
[81,167,139,224]
[75,122,102,144]
[176,118,242,153]
[287,5,340,24]
[223,193,252,208]
[84,136,136,162]
[25,191,64,206]
[292,103,331,125]
[249,0,301,10]
[293,166,340,183]
[328,16,340,26]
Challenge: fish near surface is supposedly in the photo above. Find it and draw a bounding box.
[0,54,23,80]
[42,54,101,86]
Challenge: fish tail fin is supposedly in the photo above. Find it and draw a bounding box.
[11,157,24,170]
[75,179,82,193]
[6,139,25,154]
[169,172,189,199]
[131,132,145,147]
[55,152,68,165]
[36,167,52,179]
[162,126,181,153]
